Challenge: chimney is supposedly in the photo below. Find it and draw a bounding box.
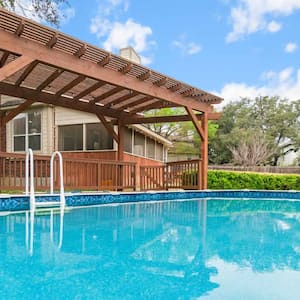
[119,47,141,64]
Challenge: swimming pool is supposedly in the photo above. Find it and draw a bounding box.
[1,194,300,299]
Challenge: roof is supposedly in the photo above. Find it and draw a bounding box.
[131,124,173,147]
[0,8,222,125]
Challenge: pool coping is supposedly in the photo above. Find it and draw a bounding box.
[0,190,300,212]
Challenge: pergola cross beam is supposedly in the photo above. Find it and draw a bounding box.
[121,112,221,125]
[1,99,35,126]
[96,112,119,143]
[185,106,204,140]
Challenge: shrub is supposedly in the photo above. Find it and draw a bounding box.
[183,170,300,190]
[208,170,300,190]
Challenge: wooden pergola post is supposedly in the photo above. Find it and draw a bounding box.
[117,121,125,190]
[201,112,208,189]
[0,112,6,152]
[185,107,210,189]
[117,121,124,161]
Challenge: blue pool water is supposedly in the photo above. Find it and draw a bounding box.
[1,198,300,299]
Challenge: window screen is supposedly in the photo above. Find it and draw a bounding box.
[58,125,83,151]
[146,138,155,159]
[133,131,145,156]
[86,123,113,150]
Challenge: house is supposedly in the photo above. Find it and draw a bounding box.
[0,96,172,165]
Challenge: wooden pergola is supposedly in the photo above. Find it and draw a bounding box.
[0,9,222,189]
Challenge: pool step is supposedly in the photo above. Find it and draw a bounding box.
[35,201,61,207]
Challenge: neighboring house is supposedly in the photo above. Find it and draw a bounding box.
[0,96,172,166]
[278,150,300,166]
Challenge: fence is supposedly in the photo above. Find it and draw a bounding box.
[140,159,201,190]
[0,152,136,192]
[209,165,300,174]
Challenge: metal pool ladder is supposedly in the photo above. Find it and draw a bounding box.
[25,149,66,255]
[25,149,66,211]
[25,148,35,211]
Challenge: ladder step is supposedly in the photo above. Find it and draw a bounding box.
[35,201,61,207]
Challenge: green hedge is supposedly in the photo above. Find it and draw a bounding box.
[183,170,300,190]
[208,170,300,190]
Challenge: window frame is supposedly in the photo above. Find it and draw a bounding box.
[12,110,42,152]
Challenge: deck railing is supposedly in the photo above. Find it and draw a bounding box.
[0,152,136,192]
[140,159,201,190]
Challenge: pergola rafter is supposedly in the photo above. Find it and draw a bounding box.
[90,86,124,104]
[117,96,154,111]
[0,51,9,67]
[104,91,139,108]
[36,69,64,92]
[0,8,223,189]
[15,60,39,86]
[72,81,106,102]
[55,74,86,97]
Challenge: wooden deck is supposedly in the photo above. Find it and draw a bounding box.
[0,152,200,192]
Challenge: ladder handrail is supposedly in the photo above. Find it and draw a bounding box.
[50,208,64,250]
[50,151,65,207]
[25,148,35,211]
[24,150,66,255]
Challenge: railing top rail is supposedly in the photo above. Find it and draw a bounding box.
[167,159,201,166]
[0,151,50,160]
[63,157,136,166]
[0,152,136,166]
[140,165,166,168]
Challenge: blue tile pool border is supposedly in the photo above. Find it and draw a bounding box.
[0,190,300,212]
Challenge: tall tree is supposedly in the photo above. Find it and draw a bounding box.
[0,0,69,26]
[210,96,300,166]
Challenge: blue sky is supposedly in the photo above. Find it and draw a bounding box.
[13,0,300,106]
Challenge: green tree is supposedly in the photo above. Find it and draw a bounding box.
[0,0,69,26]
[144,108,218,157]
[210,96,300,166]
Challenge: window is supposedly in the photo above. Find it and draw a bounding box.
[86,123,113,150]
[13,111,41,151]
[58,123,113,151]
[124,128,132,153]
[146,138,155,159]
[133,131,145,156]
[58,125,83,151]
[156,143,164,161]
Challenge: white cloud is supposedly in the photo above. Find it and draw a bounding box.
[267,21,282,32]
[108,0,129,11]
[214,67,300,107]
[90,18,112,38]
[172,36,202,55]
[226,0,300,42]
[90,0,154,64]
[285,42,298,53]
[102,19,152,53]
